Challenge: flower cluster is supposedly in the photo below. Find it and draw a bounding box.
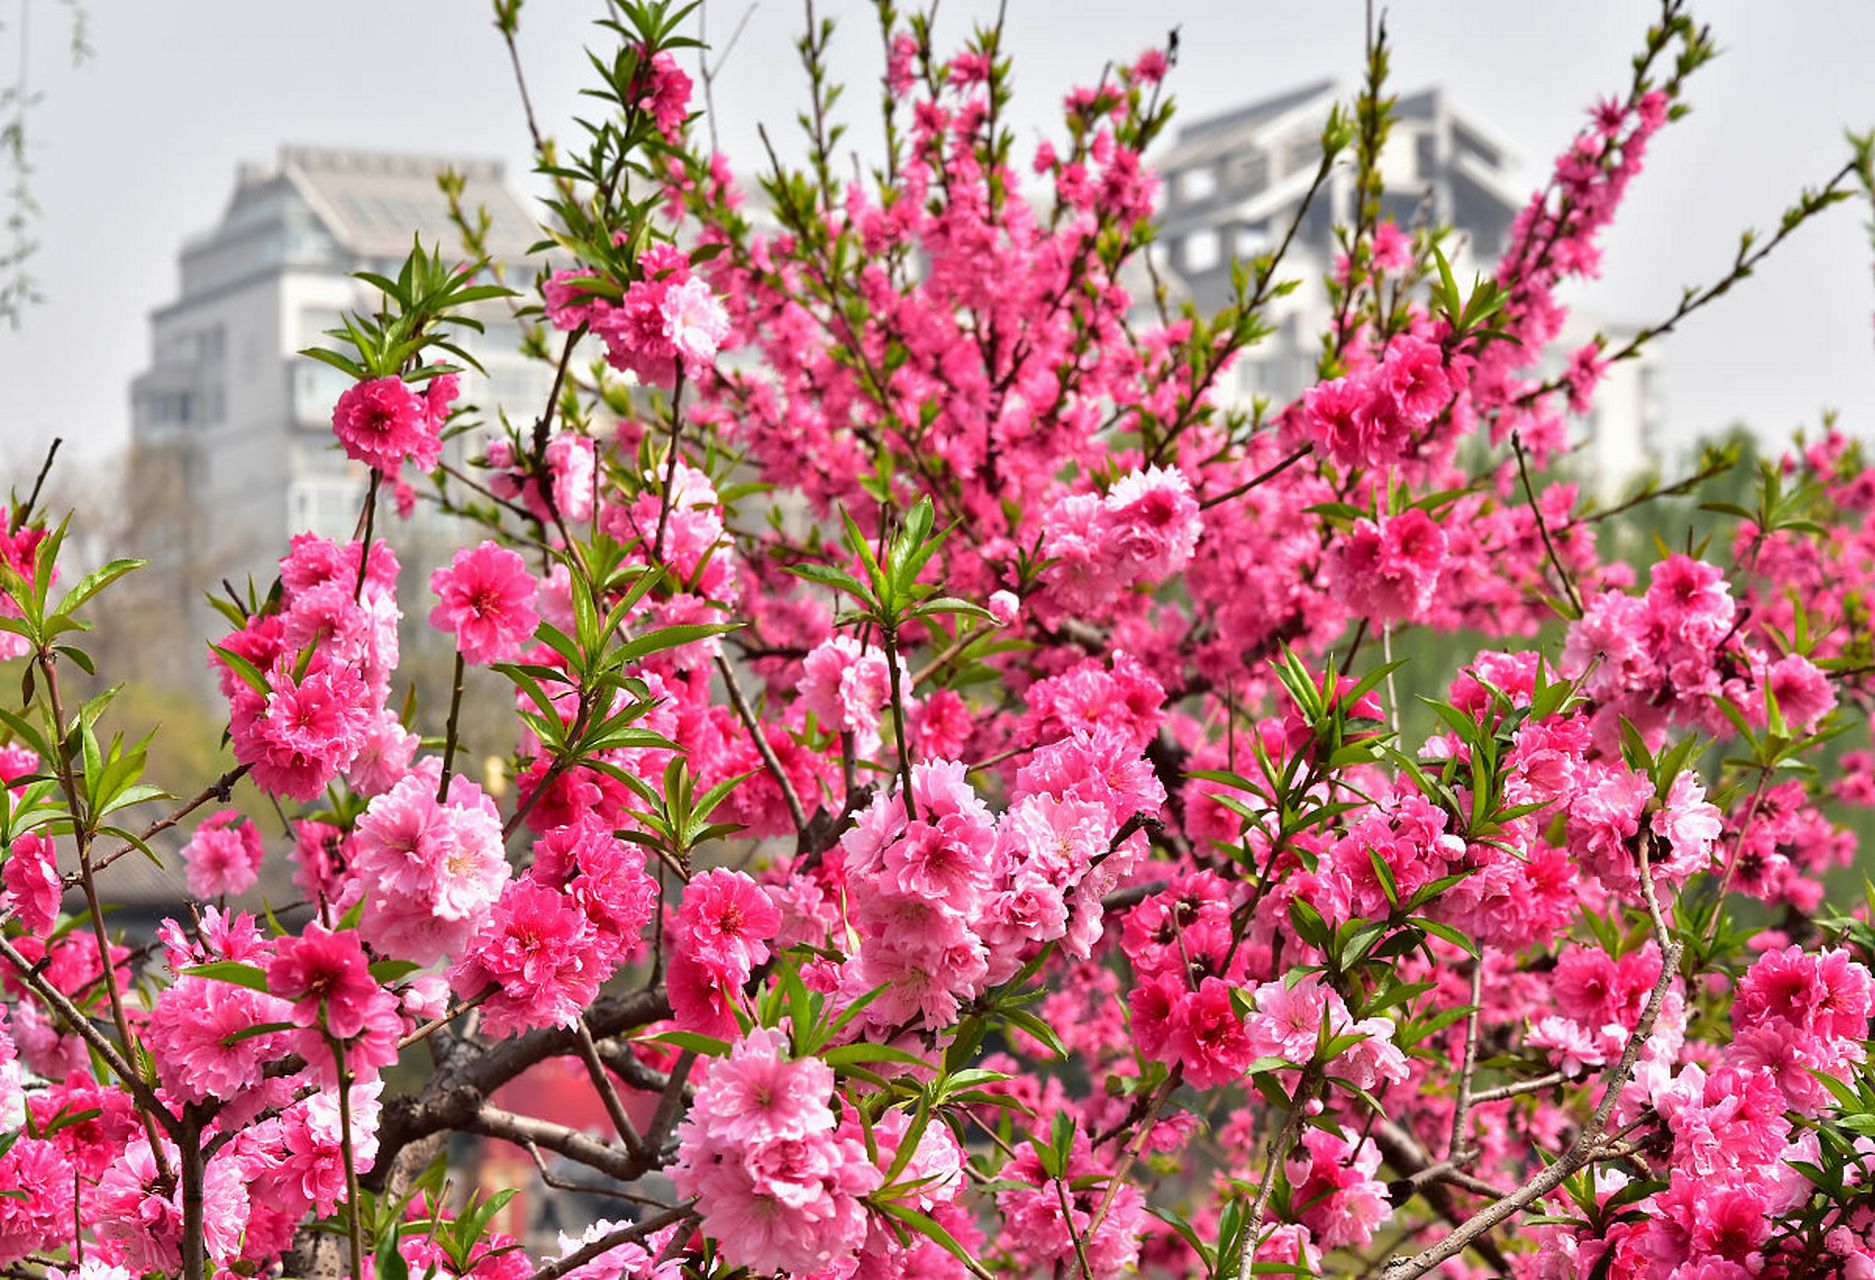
[7,5,1875,1279]
[674,1029,880,1275]
[547,246,729,388]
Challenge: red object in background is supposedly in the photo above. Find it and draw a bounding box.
[479,1054,662,1240]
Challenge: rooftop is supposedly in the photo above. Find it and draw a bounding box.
[1161,80,1522,177]
[201,144,541,261]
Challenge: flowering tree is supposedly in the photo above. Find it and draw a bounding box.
[5,2,1875,1279]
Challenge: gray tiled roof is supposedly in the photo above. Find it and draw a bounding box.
[236,146,542,261]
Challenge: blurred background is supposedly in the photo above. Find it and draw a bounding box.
[0,1,1870,473]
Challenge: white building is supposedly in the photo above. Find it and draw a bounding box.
[129,146,556,687]
[1152,82,1662,488]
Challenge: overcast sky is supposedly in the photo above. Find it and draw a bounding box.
[0,0,1871,480]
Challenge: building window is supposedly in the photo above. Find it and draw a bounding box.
[1224,150,1268,193]
[1177,166,1216,204]
[301,308,346,348]
[294,361,355,427]
[1182,229,1221,274]
[1235,223,1271,258]
[287,477,369,543]
[1283,134,1317,176]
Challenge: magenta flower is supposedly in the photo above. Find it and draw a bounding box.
[228,662,374,803]
[429,540,541,666]
[674,869,780,978]
[331,375,438,474]
[1,833,60,933]
[267,922,381,1040]
[449,880,612,1038]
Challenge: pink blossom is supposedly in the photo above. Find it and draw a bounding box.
[1101,465,1202,582]
[2,832,60,932]
[181,809,266,898]
[798,635,907,744]
[0,1137,73,1264]
[675,869,780,977]
[228,662,374,803]
[676,1126,879,1275]
[1284,1129,1390,1249]
[431,540,542,665]
[96,1138,249,1271]
[352,773,512,964]
[640,51,693,139]
[331,375,438,474]
[1325,508,1447,625]
[1650,771,1722,881]
[451,879,613,1036]
[662,277,731,374]
[146,975,292,1104]
[347,708,421,799]
[690,1027,836,1145]
[1764,652,1834,732]
[267,922,381,1040]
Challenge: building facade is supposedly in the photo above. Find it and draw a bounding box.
[129,146,556,687]
[1152,82,1662,487]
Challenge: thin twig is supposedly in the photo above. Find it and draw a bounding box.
[11,436,61,530]
[1379,941,1684,1280]
[1466,1072,1567,1105]
[528,1203,697,1280]
[572,1018,643,1154]
[714,653,808,834]
[1447,956,1485,1159]
[1198,445,1313,512]
[1511,431,1582,615]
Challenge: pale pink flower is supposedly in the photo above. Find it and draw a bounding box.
[352,773,511,964]
[145,976,293,1104]
[662,276,731,374]
[347,709,421,799]
[181,809,266,899]
[1285,1129,1389,1249]
[691,1027,836,1146]
[1650,771,1722,881]
[96,1138,249,1271]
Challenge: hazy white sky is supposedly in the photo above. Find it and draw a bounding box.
[1,0,1871,479]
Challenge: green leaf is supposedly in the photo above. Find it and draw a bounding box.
[370,960,423,984]
[820,1042,930,1069]
[185,961,271,994]
[636,1029,731,1057]
[56,559,144,618]
[1409,916,1479,957]
[616,621,741,665]
[209,644,272,699]
[871,1199,990,1279]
